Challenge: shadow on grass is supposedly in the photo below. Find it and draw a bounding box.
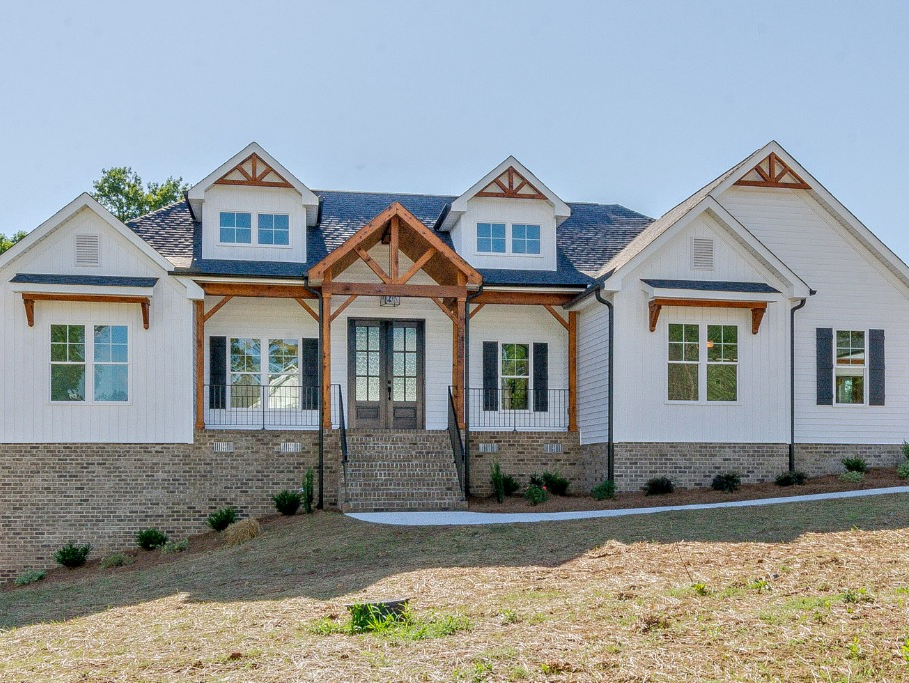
[2,493,908,630]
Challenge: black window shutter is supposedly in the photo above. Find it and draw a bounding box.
[482,341,499,411]
[533,342,549,412]
[816,328,833,405]
[869,329,885,406]
[209,336,227,409]
[300,338,319,410]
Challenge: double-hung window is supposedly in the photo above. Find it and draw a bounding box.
[50,324,129,402]
[229,337,302,409]
[258,213,290,245]
[477,222,506,253]
[835,330,865,404]
[667,323,738,402]
[501,343,530,410]
[220,212,252,244]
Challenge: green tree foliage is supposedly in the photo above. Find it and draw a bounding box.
[91,167,188,222]
[0,230,27,255]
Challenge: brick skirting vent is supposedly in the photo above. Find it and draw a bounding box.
[212,441,234,453]
[280,442,303,453]
[478,443,498,453]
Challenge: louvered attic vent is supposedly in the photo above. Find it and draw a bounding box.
[691,238,714,270]
[75,234,101,267]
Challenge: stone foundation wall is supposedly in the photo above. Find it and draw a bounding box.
[0,431,338,582]
[795,443,904,477]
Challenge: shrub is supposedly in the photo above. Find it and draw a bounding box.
[775,471,808,487]
[529,473,544,487]
[524,483,549,506]
[591,480,616,501]
[15,569,46,586]
[490,461,507,503]
[541,471,569,496]
[840,470,865,485]
[711,472,741,493]
[898,461,909,480]
[502,474,520,496]
[902,440,909,460]
[206,506,238,531]
[136,528,168,551]
[54,542,91,569]
[273,489,302,516]
[100,553,131,568]
[224,518,261,545]
[303,468,315,514]
[161,539,189,555]
[841,457,868,473]
[642,477,674,496]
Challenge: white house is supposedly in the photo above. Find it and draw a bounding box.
[1,141,906,579]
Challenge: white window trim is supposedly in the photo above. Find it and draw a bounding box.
[225,336,303,411]
[48,322,132,406]
[665,322,740,406]
[832,328,867,407]
[499,341,534,413]
[217,212,293,249]
[475,222,544,258]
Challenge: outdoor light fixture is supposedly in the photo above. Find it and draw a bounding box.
[379,296,400,307]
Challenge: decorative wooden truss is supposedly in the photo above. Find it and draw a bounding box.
[22,293,151,329]
[213,153,294,188]
[734,152,810,190]
[475,166,547,200]
[648,298,767,334]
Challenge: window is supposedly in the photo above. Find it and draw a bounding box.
[268,339,300,408]
[220,212,252,244]
[668,323,738,402]
[477,222,506,253]
[512,224,541,254]
[501,343,530,410]
[835,330,865,404]
[258,213,290,245]
[230,338,261,408]
[50,324,128,402]
[230,337,304,409]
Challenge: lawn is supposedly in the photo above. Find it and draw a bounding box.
[2,494,909,682]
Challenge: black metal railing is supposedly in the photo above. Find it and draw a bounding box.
[205,384,346,430]
[466,388,568,430]
[448,387,466,494]
[334,384,348,463]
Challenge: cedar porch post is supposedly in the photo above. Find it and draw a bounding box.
[194,299,205,432]
[568,310,578,432]
[321,291,332,429]
[454,296,467,428]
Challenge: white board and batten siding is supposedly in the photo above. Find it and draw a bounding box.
[720,186,909,444]
[576,298,609,445]
[0,208,195,443]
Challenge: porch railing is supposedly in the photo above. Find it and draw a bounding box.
[447,387,465,494]
[466,388,569,431]
[204,384,343,429]
[334,384,348,463]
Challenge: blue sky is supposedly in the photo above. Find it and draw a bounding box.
[2,1,908,257]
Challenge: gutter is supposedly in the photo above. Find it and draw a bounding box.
[593,288,615,481]
[789,294,811,472]
[463,283,485,498]
[302,275,324,509]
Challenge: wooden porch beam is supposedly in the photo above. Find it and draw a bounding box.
[321,292,332,429]
[389,215,399,282]
[647,298,769,334]
[355,246,391,284]
[203,295,233,322]
[454,297,466,428]
[194,300,204,432]
[568,311,578,433]
[322,282,466,299]
[431,297,457,323]
[398,247,436,285]
[544,304,569,331]
[295,297,319,322]
[468,303,485,320]
[330,295,358,323]
[472,291,576,306]
[200,282,316,299]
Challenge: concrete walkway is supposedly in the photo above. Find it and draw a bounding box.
[347,485,909,526]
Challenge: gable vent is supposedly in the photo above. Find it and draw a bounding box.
[75,234,101,267]
[691,238,714,270]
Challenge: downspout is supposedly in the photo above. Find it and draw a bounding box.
[463,283,485,498]
[593,289,615,481]
[789,296,808,472]
[303,276,324,509]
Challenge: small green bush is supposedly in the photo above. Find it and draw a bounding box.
[775,471,808,487]
[711,472,741,493]
[303,468,315,514]
[491,461,507,503]
[54,542,91,569]
[502,474,520,496]
[841,457,868,473]
[642,477,674,496]
[524,483,549,506]
[839,470,865,484]
[541,471,569,496]
[591,480,616,501]
[136,528,168,550]
[902,440,909,460]
[14,569,46,586]
[206,506,238,531]
[161,539,189,555]
[100,553,131,568]
[897,461,909,480]
[273,489,302,516]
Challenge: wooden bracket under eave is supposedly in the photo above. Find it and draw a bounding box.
[22,293,151,329]
[648,298,768,334]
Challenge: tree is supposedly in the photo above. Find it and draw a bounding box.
[91,167,189,222]
[0,230,26,255]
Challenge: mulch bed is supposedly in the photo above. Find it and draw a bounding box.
[468,467,906,513]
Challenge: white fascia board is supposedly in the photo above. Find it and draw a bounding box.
[10,283,156,297]
[186,142,320,226]
[442,155,571,231]
[641,283,782,304]
[174,277,205,301]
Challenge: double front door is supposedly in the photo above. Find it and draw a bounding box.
[348,319,424,429]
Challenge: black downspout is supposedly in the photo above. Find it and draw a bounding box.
[303,277,324,509]
[463,284,484,498]
[789,297,808,472]
[593,289,615,481]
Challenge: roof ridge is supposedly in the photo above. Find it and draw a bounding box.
[126,198,187,225]
[314,189,457,200]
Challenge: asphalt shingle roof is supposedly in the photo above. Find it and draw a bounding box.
[10,273,159,288]
[641,279,779,294]
[125,190,652,286]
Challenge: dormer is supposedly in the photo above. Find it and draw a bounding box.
[440,156,570,271]
[187,143,319,263]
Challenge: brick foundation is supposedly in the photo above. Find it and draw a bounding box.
[795,443,903,477]
[0,431,338,582]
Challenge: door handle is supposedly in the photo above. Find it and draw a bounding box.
[386,380,392,401]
